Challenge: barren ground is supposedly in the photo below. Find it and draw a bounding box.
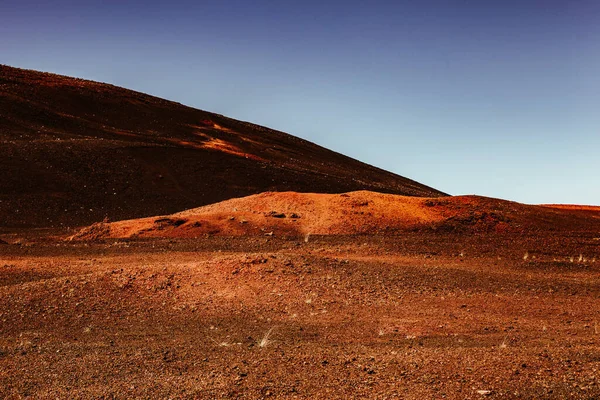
[1,231,599,399]
[3,65,598,400]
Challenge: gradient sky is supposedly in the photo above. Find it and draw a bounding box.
[2,0,599,204]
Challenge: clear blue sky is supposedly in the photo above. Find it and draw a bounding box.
[2,0,599,204]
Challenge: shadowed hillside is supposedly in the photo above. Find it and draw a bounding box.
[0,65,445,228]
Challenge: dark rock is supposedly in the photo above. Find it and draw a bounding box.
[267,211,286,218]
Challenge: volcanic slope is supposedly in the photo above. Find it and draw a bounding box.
[72,190,600,240]
[0,65,444,228]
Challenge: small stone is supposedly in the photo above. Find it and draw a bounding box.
[267,211,286,218]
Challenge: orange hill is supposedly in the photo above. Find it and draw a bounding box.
[71,191,600,240]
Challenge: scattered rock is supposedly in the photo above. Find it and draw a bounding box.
[267,211,286,218]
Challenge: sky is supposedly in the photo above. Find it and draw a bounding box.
[1,0,599,204]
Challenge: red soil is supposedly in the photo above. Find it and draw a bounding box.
[2,231,600,398]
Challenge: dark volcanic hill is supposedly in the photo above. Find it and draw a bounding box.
[0,65,445,228]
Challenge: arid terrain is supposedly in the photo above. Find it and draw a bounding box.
[1,66,599,399]
[2,191,600,399]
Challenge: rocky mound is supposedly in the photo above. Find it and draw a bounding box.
[71,191,600,240]
[0,65,445,229]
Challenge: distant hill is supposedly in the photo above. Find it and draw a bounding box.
[0,65,445,228]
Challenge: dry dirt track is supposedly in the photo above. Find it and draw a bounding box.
[1,233,599,399]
